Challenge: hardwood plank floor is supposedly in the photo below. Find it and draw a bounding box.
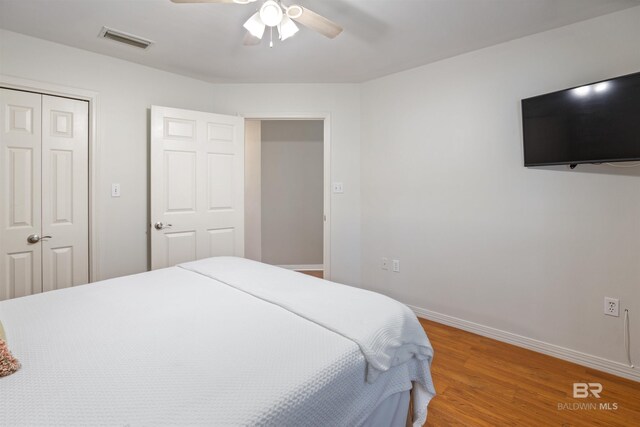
[419,318,640,426]
[299,270,323,278]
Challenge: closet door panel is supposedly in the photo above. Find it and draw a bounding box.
[0,89,43,301]
[42,95,89,292]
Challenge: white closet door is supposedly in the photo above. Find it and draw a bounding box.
[0,89,43,300]
[41,95,89,292]
[150,106,244,270]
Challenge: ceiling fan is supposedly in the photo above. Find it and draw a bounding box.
[171,0,343,47]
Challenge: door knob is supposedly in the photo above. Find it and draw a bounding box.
[154,222,173,230]
[27,234,52,244]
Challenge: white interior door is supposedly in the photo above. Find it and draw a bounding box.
[0,89,89,301]
[150,106,244,269]
[41,95,89,292]
[0,89,43,300]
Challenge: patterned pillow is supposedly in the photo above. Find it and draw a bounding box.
[0,321,20,377]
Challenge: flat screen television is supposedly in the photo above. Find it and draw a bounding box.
[522,71,640,167]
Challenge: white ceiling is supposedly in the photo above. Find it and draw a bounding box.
[1,0,638,83]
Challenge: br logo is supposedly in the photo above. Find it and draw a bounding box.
[573,383,603,398]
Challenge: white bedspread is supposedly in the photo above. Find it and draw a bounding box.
[180,257,435,422]
[0,258,435,426]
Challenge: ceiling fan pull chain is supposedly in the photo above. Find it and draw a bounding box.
[270,26,274,48]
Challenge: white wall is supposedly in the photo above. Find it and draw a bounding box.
[244,119,262,262]
[260,120,324,266]
[0,29,361,286]
[360,7,640,375]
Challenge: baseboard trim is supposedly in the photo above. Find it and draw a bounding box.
[408,304,638,382]
[277,264,323,271]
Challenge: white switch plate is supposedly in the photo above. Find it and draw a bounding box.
[392,259,400,273]
[332,182,344,194]
[111,183,121,197]
[381,257,389,270]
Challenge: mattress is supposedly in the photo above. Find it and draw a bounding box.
[0,257,434,426]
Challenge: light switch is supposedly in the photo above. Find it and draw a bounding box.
[111,183,121,197]
[332,182,344,194]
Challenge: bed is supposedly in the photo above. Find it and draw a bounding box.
[0,257,435,426]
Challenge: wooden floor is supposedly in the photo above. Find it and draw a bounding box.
[420,318,640,426]
[299,270,324,278]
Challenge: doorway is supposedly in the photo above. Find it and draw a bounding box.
[244,115,330,279]
[1,75,100,285]
[0,88,90,300]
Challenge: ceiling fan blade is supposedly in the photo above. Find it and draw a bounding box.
[243,31,262,46]
[291,6,343,39]
[170,0,236,4]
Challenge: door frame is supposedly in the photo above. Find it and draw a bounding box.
[0,74,101,281]
[243,112,331,280]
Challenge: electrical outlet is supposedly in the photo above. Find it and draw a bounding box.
[381,257,389,270]
[604,297,619,317]
[392,259,400,273]
[332,182,344,194]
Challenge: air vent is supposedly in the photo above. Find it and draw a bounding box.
[99,27,153,50]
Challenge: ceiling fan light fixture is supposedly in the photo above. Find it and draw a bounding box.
[278,15,299,41]
[259,0,283,27]
[285,4,303,19]
[243,12,265,39]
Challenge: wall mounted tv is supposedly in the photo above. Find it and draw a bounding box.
[522,71,640,167]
